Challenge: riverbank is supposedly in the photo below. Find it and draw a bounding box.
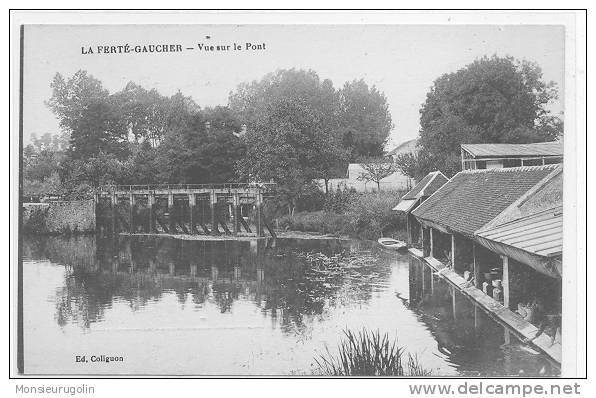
[408,247,561,367]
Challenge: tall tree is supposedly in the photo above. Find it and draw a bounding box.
[339,79,393,160]
[154,111,244,184]
[47,71,129,160]
[229,69,346,213]
[399,55,563,178]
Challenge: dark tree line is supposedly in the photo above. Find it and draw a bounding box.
[26,69,393,207]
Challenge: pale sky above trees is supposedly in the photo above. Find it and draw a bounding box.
[23,24,564,149]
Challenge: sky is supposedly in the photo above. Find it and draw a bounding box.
[23,24,565,149]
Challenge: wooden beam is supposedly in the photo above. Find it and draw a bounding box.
[430,228,434,258]
[232,192,240,235]
[148,193,155,233]
[451,234,456,271]
[502,255,510,309]
[473,243,480,288]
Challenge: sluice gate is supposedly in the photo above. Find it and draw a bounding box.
[95,183,277,238]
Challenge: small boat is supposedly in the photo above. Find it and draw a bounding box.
[377,237,408,251]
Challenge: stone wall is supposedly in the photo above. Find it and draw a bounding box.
[22,200,95,234]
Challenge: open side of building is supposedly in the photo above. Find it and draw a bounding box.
[461,142,563,170]
[409,164,563,364]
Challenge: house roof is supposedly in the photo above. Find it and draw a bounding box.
[387,139,417,157]
[411,165,560,237]
[392,198,418,212]
[461,142,563,158]
[402,171,449,201]
[477,206,562,258]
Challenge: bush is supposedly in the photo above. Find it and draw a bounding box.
[314,328,431,376]
[276,190,407,240]
[295,188,326,213]
[344,191,406,240]
[23,207,48,234]
[277,211,351,236]
[323,187,357,214]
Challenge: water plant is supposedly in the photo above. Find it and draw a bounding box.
[314,328,431,376]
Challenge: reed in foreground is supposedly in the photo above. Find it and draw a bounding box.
[315,328,431,376]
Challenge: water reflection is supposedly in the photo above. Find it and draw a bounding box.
[24,235,389,337]
[406,256,559,376]
[22,235,558,376]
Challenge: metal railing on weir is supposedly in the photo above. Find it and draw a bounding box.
[97,182,277,193]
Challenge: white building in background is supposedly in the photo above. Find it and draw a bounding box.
[319,139,418,193]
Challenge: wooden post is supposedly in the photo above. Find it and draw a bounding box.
[168,191,175,234]
[255,190,264,237]
[188,193,195,234]
[93,192,100,234]
[232,191,240,235]
[129,192,135,234]
[148,192,155,233]
[451,234,456,271]
[473,243,480,288]
[501,255,510,309]
[421,260,425,294]
[111,192,118,235]
[429,228,434,258]
[406,214,411,244]
[210,190,218,235]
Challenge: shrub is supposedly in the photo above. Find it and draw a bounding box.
[344,191,406,240]
[23,207,48,234]
[277,211,351,235]
[295,188,326,213]
[323,187,357,214]
[314,328,431,376]
[276,190,407,240]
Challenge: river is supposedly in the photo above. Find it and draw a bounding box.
[20,234,558,376]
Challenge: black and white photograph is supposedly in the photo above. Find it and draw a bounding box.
[10,10,586,379]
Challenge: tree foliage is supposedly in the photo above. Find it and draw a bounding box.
[339,80,394,160]
[397,55,563,179]
[230,69,348,213]
[48,71,130,160]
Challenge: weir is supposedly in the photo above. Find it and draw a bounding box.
[95,183,277,238]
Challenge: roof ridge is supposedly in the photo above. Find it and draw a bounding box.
[462,141,560,146]
[460,164,561,174]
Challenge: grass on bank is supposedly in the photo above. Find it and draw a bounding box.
[314,328,431,376]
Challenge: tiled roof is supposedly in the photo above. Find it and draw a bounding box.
[411,165,560,237]
[402,171,449,200]
[461,142,563,158]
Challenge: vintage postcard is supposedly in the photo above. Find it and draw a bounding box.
[10,11,586,378]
